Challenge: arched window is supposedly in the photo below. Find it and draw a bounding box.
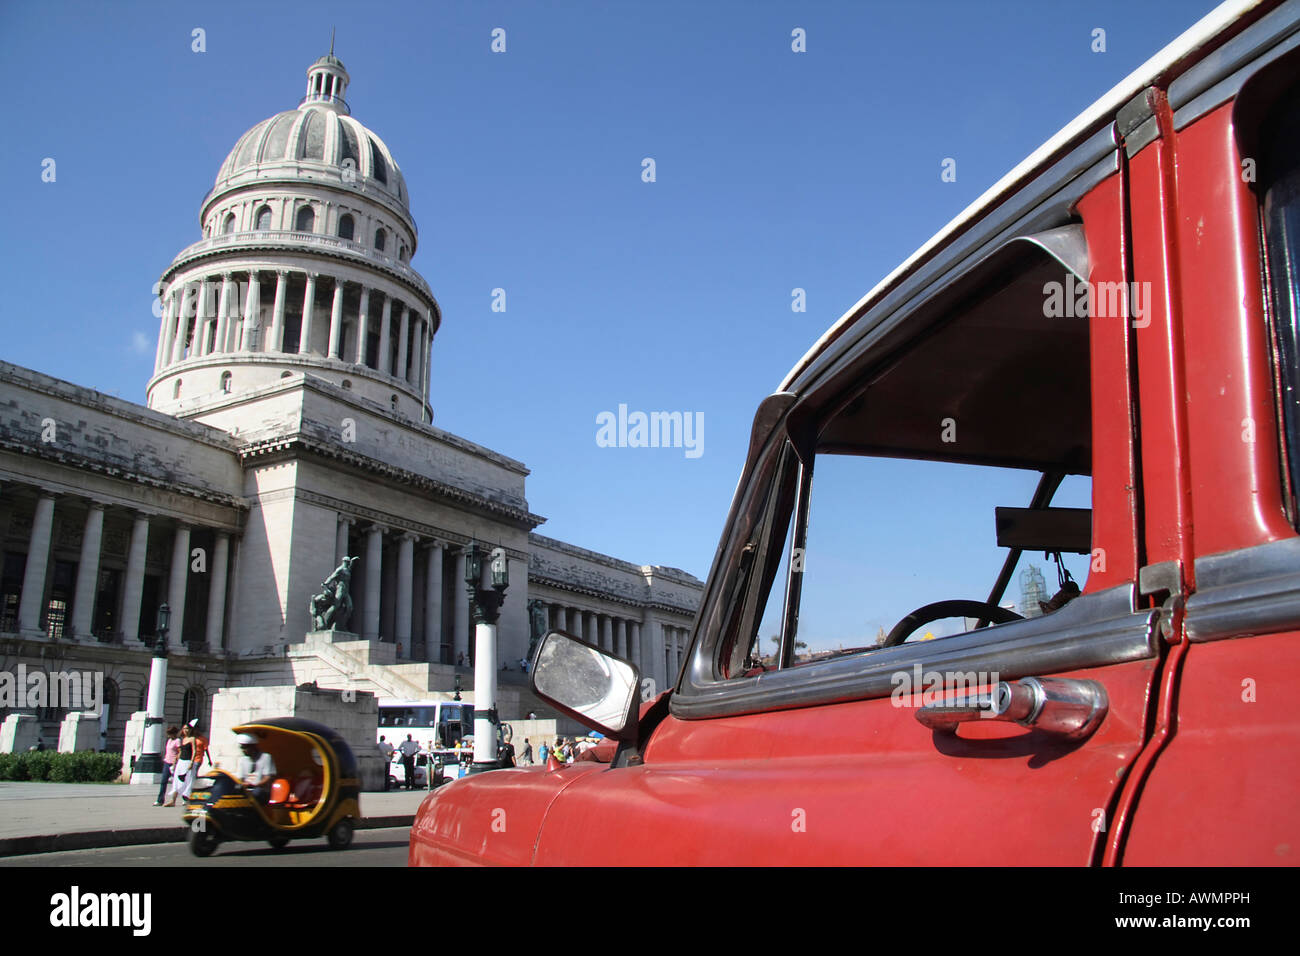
[374,229,386,252]
[338,214,355,241]
[295,205,315,233]
[182,686,206,727]
[255,205,272,230]
[391,394,399,411]
[342,379,352,390]
[220,370,232,393]
[399,244,408,262]
[173,379,182,399]
[221,213,236,235]
[281,371,293,379]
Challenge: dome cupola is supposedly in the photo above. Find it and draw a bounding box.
[147,49,440,426]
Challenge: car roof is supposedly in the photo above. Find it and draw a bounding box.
[779,0,1272,394]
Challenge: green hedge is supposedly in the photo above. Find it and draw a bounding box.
[0,751,122,782]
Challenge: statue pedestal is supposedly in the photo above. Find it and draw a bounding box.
[306,629,359,643]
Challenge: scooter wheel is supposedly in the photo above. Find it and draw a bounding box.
[327,818,354,850]
[189,829,218,858]
[268,836,290,850]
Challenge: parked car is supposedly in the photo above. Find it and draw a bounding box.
[410,0,1300,866]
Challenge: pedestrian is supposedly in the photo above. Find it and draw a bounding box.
[164,724,196,806]
[399,734,420,789]
[537,739,549,763]
[378,735,394,791]
[498,737,516,767]
[521,738,534,765]
[154,726,180,806]
[188,719,210,772]
[457,652,465,667]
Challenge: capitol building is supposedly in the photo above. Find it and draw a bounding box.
[0,52,701,752]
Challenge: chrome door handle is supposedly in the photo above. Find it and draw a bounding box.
[916,677,1108,740]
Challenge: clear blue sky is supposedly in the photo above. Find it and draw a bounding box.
[0,0,1218,644]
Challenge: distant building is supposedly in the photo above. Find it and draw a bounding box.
[0,52,700,751]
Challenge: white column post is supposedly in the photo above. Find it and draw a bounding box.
[167,525,191,648]
[170,286,190,364]
[70,501,105,640]
[120,512,150,643]
[204,532,229,649]
[395,532,415,656]
[631,621,642,674]
[269,269,288,353]
[601,614,613,653]
[328,277,345,359]
[156,291,175,371]
[215,273,234,355]
[363,524,384,640]
[299,273,318,355]
[17,494,56,634]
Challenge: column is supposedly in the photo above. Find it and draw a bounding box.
[630,621,642,674]
[583,611,596,646]
[17,494,56,633]
[567,607,580,634]
[335,515,353,566]
[194,278,211,356]
[424,541,443,662]
[70,502,105,640]
[363,524,383,640]
[355,286,371,365]
[167,525,191,647]
[453,548,469,664]
[241,269,261,350]
[395,532,415,655]
[214,273,233,355]
[601,614,613,653]
[120,513,149,643]
[327,277,345,359]
[615,618,627,659]
[170,287,189,364]
[155,291,175,371]
[377,297,392,374]
[203,532,229,649]
[421,319,432,420]
[299,273,318,355]
[409,319,422,385]
[395,306,410,382]
[269,269,288,353]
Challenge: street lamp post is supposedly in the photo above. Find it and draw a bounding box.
[464,541,509,774]
[132,604,171,783]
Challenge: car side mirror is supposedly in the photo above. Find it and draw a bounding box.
[530,630,640,740]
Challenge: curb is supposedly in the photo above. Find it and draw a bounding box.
[0,814,415,858]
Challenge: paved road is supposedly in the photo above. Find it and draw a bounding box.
[2,827,412,867]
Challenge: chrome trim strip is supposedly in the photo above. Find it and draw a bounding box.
[1186,538,1300,642]
[674,585,1155,720]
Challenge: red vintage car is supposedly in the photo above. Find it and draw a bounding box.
[410,0,1300,866]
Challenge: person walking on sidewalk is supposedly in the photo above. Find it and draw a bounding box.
[154,726,180,806]
[399,734,419,790]
[164,725,196,806]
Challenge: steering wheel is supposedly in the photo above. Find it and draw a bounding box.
[881,600,1024,648]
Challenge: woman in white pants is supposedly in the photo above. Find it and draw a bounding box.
[164,725,196,806]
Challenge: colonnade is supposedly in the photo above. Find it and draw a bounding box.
[155,269,432,396]
[5,489,231,648]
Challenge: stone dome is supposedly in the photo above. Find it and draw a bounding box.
[214,107,408,208]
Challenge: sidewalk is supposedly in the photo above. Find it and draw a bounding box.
[0,781,432,857]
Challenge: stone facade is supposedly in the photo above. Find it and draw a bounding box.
[0,52,702,755]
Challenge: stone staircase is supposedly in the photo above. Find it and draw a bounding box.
[286,630,556,719]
